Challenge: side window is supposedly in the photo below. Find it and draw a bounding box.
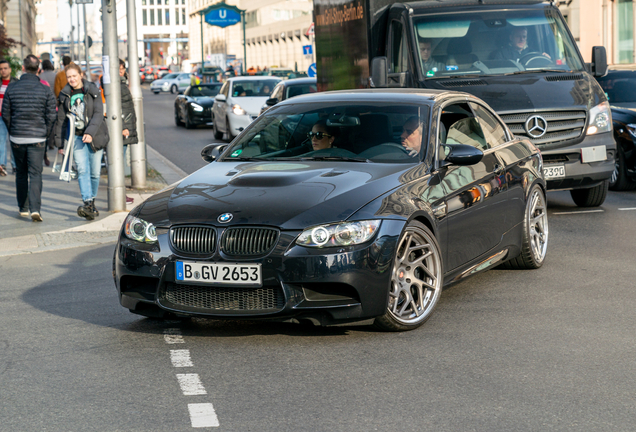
[390,20,409,73]
[440,102,488,150]
[469,102,508,148]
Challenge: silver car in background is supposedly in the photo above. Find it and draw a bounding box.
[150,73,192,94]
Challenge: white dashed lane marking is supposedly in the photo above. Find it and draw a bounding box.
[164,328,185,344]
[188,403,220,428]
[619,208,636,211]
[171,349,194,367]
[552,210,605,215]
[176,373,208,395]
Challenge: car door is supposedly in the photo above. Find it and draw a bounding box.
[437,101,508,271]
[177,74,190,92]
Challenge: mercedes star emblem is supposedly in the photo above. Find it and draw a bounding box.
[525,115,548,138]
[217,213,233,223]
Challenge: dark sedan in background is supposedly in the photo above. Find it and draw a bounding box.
[115,89,548,332]
[596,69,636,190]
[259,77,317,116]
[174,83,222,129]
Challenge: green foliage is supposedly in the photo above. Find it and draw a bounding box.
[3,56,21,77]
[0,24,22,77]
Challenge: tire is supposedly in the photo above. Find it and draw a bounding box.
[174,108,183,127]
[213,116,223,140]
[609,145,636,191]
[184,113,194,129]
[170,84,178,94]
[374,221,443,332]
[152,90,159,94]
[226,116,235,141]
[501,184,548,270]
[570,180,609,207]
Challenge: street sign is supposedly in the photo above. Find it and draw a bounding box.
[308,63,317,77]
[302,45,313,55]
[305,22,315,37]
[203,3,242,28]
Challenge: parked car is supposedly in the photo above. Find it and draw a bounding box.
[211,76,281,141]
[259,77,317,116]
[157,66,171,79]
[174,83,223,129]
[596,69,636,190]
[114,89,548,331]
[140,66,158,83]
[150,72,192,94]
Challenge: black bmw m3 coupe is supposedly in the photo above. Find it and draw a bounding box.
[114,89,549,331]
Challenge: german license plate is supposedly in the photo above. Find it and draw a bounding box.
[543,165,565,179]
[176,261,262,286]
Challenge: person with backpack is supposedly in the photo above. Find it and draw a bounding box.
[55,63,109,220]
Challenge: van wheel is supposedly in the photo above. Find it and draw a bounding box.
[374,221,443,332]
[570,180,608,207]
[609,146,636,191]
[226,116,235,141]
[213,116,223,140]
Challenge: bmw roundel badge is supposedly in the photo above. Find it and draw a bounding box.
[218,213,233,223]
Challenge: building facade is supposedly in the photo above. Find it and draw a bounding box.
[188,0,314,75]
[559,0,636,66]
[34,0,60,61]
[4,0,37,58]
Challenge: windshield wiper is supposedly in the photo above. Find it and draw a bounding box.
[299,156,370,162]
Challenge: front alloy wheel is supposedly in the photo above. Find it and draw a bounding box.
[375,221,443,331]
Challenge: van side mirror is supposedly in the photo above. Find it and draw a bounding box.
[370,57,388,88]
[266,97,278,106]
[591,46,608,78]
[201,143,227,163]
[215,94,226,102]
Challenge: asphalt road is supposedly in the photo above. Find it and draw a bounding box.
[1,90,635,431]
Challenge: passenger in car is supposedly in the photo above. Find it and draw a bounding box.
[308,119,337,151]
[419,39,445,75]
[401,116,424,155]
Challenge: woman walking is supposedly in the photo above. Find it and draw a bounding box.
[55,63,109,220]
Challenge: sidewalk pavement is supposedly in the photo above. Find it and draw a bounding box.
[0,145,188,257]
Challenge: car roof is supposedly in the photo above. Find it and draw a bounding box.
[274,88,470,106]
[283,77,317,86]
[408,0,547,11]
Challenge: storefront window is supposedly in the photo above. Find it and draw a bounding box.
[617,0,634,63]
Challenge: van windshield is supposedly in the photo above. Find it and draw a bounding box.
[413,9,584,78]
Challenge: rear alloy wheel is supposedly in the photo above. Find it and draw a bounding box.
[375,221,443,332]
[570,179,609,207]
[609,145,636,191]
[170,84,178,94]
[501,184,548,269]
[213,115,223,140]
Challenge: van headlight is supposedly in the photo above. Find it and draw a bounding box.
[232,104,246,115]
[587,101,612,135]
[296,220,381,247]
[124,215,158,243]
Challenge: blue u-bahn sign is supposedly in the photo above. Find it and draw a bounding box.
[202,2,243,28]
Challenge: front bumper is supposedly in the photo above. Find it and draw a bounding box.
[540,131,616,190]
[113,220,404,325]
[189,106,213,125]
[227,112,258,136]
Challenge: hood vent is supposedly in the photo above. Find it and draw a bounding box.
[544,74,584,82]
[438,79,487,88]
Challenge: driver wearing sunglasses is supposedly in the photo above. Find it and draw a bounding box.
[308,120,336,151]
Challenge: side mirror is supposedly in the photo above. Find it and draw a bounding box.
[370,57,388,88]
[266,97,278,106]
[443,144,483,166]
[590,46,608,78]
[201,143,227,163]
[215,94,226,102]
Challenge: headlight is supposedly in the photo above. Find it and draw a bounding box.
[626,123,636,139]
[191,103,204,112]
[124,215,158,243]
[587,101,612,135]
[296,220,381,248]
[232,104,246,115]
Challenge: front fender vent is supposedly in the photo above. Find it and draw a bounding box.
[544,74,584,82]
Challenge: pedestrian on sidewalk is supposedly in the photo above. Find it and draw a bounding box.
[39,60,56,88]
[0,58,18,177]
[54,55,72,98]
[55,63,109,221]
[119,59,138,204]
[1,55,57,222]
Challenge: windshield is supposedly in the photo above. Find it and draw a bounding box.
[190,85,221,97]
[231,79,280,97]
[164,73,178,80]
[220,103,429,163]
[413,8,584,78]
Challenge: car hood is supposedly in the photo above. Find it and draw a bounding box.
[192,97,214,106]
[426,72,606,112]
[230,97,271,115]
[138,161,415,230]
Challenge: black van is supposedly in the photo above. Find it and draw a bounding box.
[314,0,615,206]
